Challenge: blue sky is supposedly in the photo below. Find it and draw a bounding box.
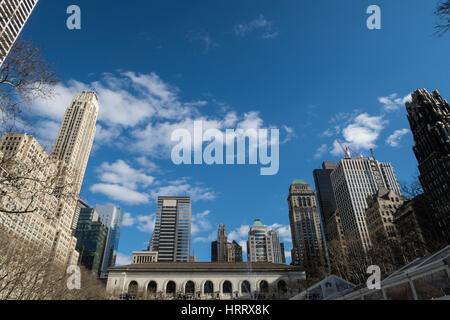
[19,0,450,264]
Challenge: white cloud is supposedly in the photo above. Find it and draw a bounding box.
[228,225,250,242]
[379,93,412,112]
[234,14,278,39]
[121,212,156,234]
[386,129,410,147]
[122,212,136,227]
[90,184,149,205]
[97,160,155,190]
[339,113,387,151]
[193,231,216,243]
[136,214,156,234]
[115,253,132,266]
[191,210,212,235]
[135,156,159,173]
[314,144,328,160]
[149,179,216,203]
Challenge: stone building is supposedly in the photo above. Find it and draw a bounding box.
[406,89,450,242]
[365,187,405,244]
[287,180,326,271]
[106,262,306,300]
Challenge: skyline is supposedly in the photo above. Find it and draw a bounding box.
[13,0,450,264]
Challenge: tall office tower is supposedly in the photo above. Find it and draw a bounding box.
[74,208,108,277]
[0,0,39,66]
[51,91,99,265]
[269,230,285,264]
[0,133,58,252]
[287,180,326,271]
[149,196,192,262]
[95,204,123,278]
[226,240,243,263]
[211,224,228,262]
[326,210,347,255]
[72,199,89,232]
[313,161,337,229]
[406,89,450,242]
[247,219,275,263]
[330,157,402,252]
[280,243,286,264]
[365,187,405,244]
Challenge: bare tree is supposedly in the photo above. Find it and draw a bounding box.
[0,39,59,134]
[0,225,106,300]
[435,0,450,35]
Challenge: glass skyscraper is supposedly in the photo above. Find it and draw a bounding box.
[95,204,123,279]
[149,196,191,262]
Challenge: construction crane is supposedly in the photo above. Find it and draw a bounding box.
[337,140,364,159]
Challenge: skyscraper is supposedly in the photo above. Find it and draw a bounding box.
[330,157,401,252]
[95,204,123,279]
[226,240,243,263]
[51,91,99,265]
[72,199,89,232]
[406,89,450,242]
[74,208,108,277]
[211,224,228,262]
[287,180,326,271]
[0,0,39,66]
[247,219,275,263]
[149,196,191,262]
[0,91,98,266]
[269,229,285,264]
[313,162,337,229]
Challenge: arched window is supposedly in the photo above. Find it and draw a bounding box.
[223,281,232,294]
[166,281,176,296]
[260,281,269,293]
[204,281,214,294]
[185,281,195,295]
[241,281,251,294]
[128,281,138,297]
[147,281,157,295]
[278,280,287,295]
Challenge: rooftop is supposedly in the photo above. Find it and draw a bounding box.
[292,179,308,185]
[109,262,304,273]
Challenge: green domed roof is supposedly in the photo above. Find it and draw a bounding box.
[292,179,308,185]
[252,219,265,227]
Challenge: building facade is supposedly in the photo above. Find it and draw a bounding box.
[0,0,39,66]
[313,161,337,229]
[74,208,108,277]
[149,196,192,262]
[0,134,58,255]
[211,224,228,262]
[394,194,443,257]
[226,240,243,263]
[247,219,275,263]
[95,204,123,279]
[330,157,401,252]
[72,199,89,232]
[325,210,347,255]
[406,89,450,242]
[269,230,285,265]
[106,262,306,300]
[48,91,98,266]
[365,187,405,244]
[287,180,326,271]
[212,225,243,263]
